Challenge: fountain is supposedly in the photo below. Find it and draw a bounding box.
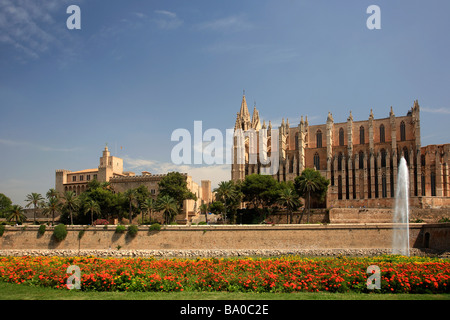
[392,156,410,256]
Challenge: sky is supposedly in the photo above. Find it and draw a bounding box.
[0,0,449,206]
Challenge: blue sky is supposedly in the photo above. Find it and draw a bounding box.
[0,0,449,206]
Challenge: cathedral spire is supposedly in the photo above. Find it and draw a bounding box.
[239,91,251,124]
[251,102,261,130]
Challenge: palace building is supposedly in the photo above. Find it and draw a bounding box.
[55,146,213,222]
[231,93,450,208]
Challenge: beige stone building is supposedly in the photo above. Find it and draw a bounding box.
[55,146,213,222]
[232,94,450,209]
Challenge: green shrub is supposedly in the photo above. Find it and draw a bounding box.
[197,221,207,225]
[115,225,126,233]
[148,223,161,231]
[438,217,450,223]
[53,224,68,241]
[127,225,138,237]
[38,224,46,235]
[0,225,5,237]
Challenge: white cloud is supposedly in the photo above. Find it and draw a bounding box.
[123,155,230,189]
[421,107,450,115]
[197,14,253,33]
[153,9,183,30]
[0,0,72,61]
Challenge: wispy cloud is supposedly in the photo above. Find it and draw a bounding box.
[421,107,450,115]
[0,0,73,62]
[153,9,183,30]
[0,138,80,152]
[197,14,253,33]
[124,156,230,188]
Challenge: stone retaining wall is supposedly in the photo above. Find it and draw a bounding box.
[1,223,449,254]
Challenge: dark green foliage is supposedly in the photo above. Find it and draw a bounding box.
[0,225,5,237]
[240,174,280,209]
[53,224,68,241]
[127,225,138,237]
[0,193,12,218]
[148,223,161,231]
[208,201,225,215]
[158,172,197,207]
[38,224,46,235]
[115,225,126,233]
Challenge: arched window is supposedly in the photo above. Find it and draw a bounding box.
[421,174,426,196]
[338,152,343,171]
[382,173,387,198]
[359,151,364,169]
[380,124,385,143]
[339,128,344,146]
[314,152,320,170]
[381,149,387,168]
[431,172,436,196]
[360,126,365,144]
[295,132,299,149]
[403,147,409,164]
[400,121,406,141]
[338,175,343,200]
[316,130,322,148]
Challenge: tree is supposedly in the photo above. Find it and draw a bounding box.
[214,181,243,224]
[199,203,209,224]
[240,174,280,209]
[25,193,44,224]
[135,185,151,222]
[141,198,155,223]
[277,187,301,224]
[294,168,330,223]
[0,193,13,217]
[7,205,26,224]
[46,188,59,200]
[158,172,197,208]
[208,201,225,216]
[84,199,101,225]
[42,197,61,226]
[155,195,179,224]
[81,184,121,223]
[62,191,78,225]
[124,189,137,224]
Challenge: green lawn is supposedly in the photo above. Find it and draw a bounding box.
[0,281,448,300]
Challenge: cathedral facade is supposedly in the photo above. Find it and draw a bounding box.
[231,93,450,208]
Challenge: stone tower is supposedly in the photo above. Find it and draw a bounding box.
[97,145,123,182]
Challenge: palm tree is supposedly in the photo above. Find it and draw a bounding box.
[141,198,155,223]
[25,193,44,225]
[46,188,59,200]
[42,197,61,225]
[156,195,179,225]
[62,191,78,225]
[199,203,208,224]
[124,189,137,224]
[294,168,328,223]
[214,181,242,224]
[7,205,26,225]
[84,199,100,225]
[277,188,301,224]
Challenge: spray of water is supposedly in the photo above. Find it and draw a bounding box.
[392,157,410,256]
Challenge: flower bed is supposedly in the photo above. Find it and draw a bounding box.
[0,255,448,294]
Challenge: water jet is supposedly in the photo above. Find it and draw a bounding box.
[392,157,410,256]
